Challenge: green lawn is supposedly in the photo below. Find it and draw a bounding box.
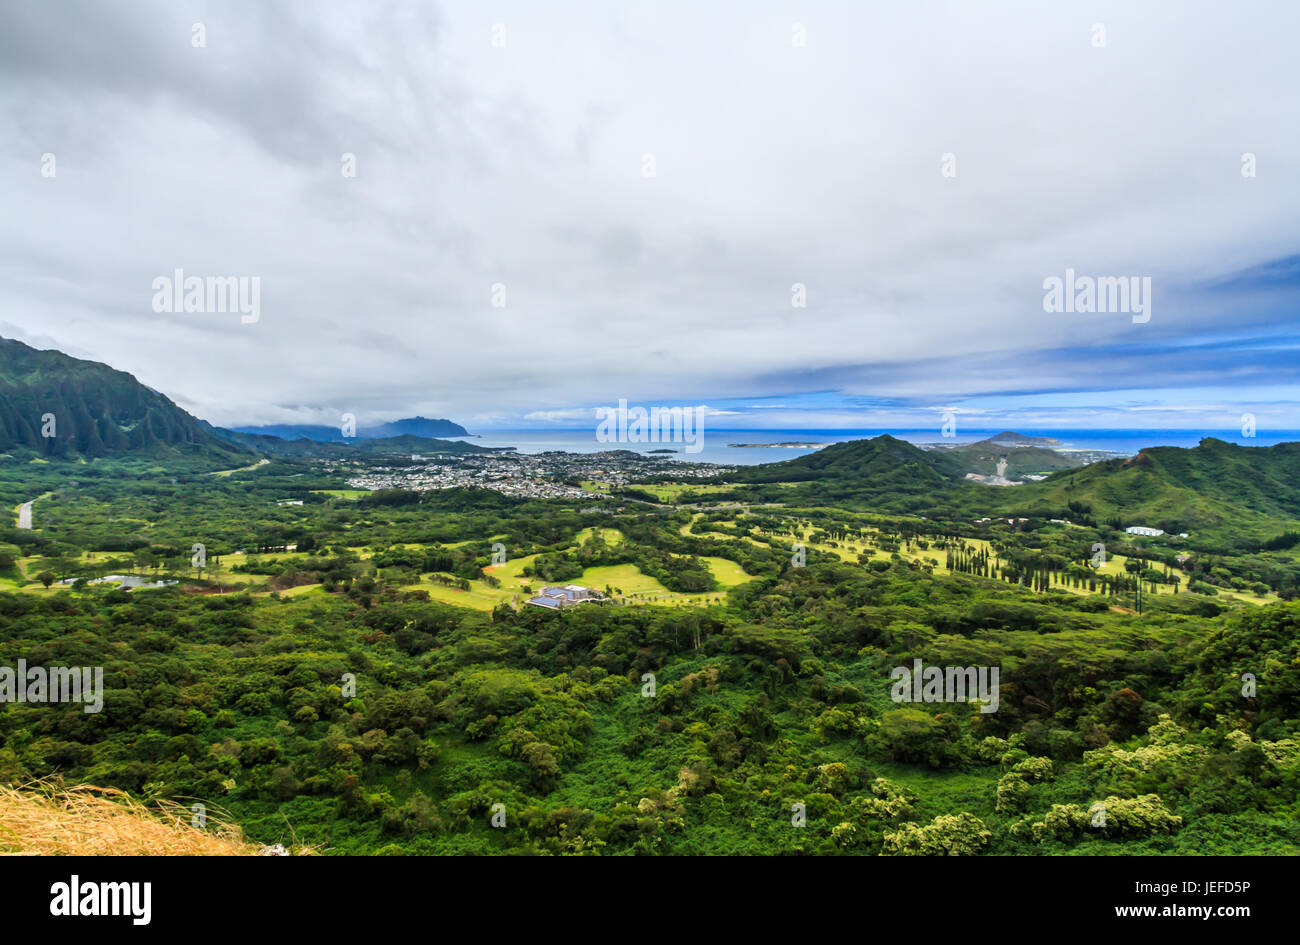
[575,527,624,546]
[212,458,270,477]
[625,482,736,503]
[701,556,754,587]
[581,563,671,597]
[406,556,742,612]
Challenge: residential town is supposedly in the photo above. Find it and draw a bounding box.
[337,449,729,500]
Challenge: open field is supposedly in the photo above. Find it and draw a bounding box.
[212,458,270,477]
[582,481,742,503]
[575,526,624,546]
[633,482,743,503]
[700,555,754,587]
[402,551,747,611]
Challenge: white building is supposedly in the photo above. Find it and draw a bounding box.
[526,584,605,610]
[1125,526,1165,537]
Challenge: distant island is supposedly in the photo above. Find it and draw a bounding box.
[985,431,1062,447]
[728,442,828,448]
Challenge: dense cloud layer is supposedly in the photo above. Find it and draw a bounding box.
[2,0,1298,431]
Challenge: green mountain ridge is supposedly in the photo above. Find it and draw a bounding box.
[0,338,493,463]
[0,338,249,461]
[935,441,1083,477]
[1000,438,1300,535]
[208,427,497,458]
[724,434,965,484]
[714,433,1300,539]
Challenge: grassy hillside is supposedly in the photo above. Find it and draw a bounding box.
[0,781,264,855]
[723,435,963,484]
[702,434,1300,541]
[998,439,1300,538]
[707,435,974,514]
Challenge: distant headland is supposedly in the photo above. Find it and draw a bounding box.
[727,442,829,449]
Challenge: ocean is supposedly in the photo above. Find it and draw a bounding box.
[443,429,1300,467]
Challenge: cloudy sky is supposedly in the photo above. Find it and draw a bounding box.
[3,0,1298,433]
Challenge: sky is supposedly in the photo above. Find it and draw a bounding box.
[2,0,1298,434]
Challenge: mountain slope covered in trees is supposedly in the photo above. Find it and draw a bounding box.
[1000,439,1300,538]
[706,434,1300,541]
[0,338,250,461]
[0,339,487,463]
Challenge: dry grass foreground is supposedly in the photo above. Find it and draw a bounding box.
[0,781,278,856]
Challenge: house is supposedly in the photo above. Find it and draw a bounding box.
[525,584,604,610]
[1125,526,1164,537]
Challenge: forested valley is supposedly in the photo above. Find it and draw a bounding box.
[2,451,1297,855]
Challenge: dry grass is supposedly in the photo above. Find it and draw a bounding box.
[0,781,261,856]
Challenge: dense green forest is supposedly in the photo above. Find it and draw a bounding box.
[2,450,1297,855]
[1,336,1296,855]
[2,544,1296,854]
